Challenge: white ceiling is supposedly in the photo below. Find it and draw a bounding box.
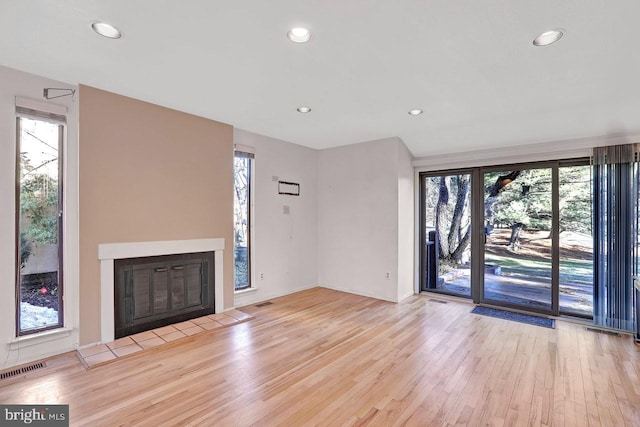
[1,1,640,157]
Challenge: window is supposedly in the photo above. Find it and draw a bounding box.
[419,172,472,297]
[16,109,65,335]
[559,163,593,318]
[234,150,253,290]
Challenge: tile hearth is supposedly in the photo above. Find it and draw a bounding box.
[77,310,253,368]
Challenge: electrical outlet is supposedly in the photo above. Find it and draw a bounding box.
[283,205,290,214]
[272,175,279,182]
[385,272,391,280]
[260,272,264,280]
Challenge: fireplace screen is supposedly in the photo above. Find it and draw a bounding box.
[114,252,214,338]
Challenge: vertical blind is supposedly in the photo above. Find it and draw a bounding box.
[593,144,639,331]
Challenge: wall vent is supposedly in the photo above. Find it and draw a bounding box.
[586,327,621,336]
[0,361,46,380]
[255,301,273,307]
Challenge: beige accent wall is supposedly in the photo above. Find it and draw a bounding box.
[79,85,234,345]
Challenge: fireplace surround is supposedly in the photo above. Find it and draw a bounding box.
[98,238,224,343]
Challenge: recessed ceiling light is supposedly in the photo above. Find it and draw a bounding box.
[408,109,423,115]
[92,22,122,39]
[533,29,563,46]
[287,27,311,43]
[297,106,312,113]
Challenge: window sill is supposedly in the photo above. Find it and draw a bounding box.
[235,287,258,295]
[9,327,73,350]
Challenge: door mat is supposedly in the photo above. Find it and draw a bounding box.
[471,306,555,329]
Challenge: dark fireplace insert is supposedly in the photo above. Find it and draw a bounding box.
[114,251,215,339]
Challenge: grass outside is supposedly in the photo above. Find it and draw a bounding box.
[484,228,593,285]
[485,253,593,286]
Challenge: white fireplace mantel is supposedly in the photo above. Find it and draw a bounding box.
[98,238,224,344]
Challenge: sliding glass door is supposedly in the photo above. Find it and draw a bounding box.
[479,162,594,316]
[420,160,596,320]
[482,167,554,312]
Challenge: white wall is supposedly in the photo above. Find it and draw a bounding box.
[397,142,415,301]
[317,137,412,302]
[235,131,416,307]
[233,129,318,308]
[0,65,79,369]
[411,133,640,171]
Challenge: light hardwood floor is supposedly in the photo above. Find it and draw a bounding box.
[1,288,639,426]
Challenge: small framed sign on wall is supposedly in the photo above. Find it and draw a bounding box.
[278,181,300,196]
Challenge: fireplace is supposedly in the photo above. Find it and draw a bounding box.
[114,252,214,338]
[98,238,225,343]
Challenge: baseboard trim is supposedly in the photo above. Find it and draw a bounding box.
[317,284,398,303]
[234,284,319,308]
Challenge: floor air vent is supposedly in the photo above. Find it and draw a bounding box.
[586,327,621,337]
[0,361,46,380]
[428,299,448,304]
[255,301,273,308]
